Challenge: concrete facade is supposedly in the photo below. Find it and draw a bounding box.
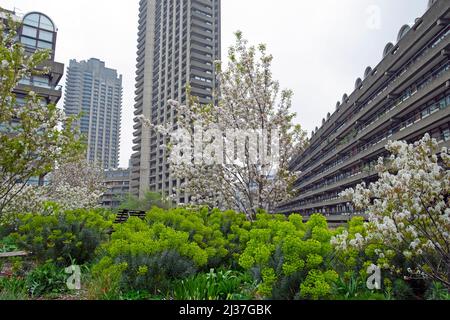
[1,9,64,105]
[278,0,450,224]
[101,168,130,209]
[63,58,123,169]
[130,0,221,201]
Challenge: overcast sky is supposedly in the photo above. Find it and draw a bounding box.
[0,0,428,168]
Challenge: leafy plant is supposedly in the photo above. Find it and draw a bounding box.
[119,191,173,212]
[0,236,18,253]
[119,290,151,301]
[86,258,127,300]
[392,279,415,300]
[13,208,113,266]
[333,275,366,300]
[171,269,256,300]
[0,277,28,300]
[299,270,338,300]
[144,207,251,267]
[118,250,198,294]
[425,282,450,300]
[25,262,68,298]
[239,213,338,299]
[92,217,209,296]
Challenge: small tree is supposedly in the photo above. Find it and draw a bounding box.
[2,157,105,223]
[48,155,105,194]
[0,13,82,218]
[334,134,450,290]
[119,191,173,212]
[140,32,307,219]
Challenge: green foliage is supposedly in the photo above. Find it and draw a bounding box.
[13,208,113,266]
[0,235,18,253]
[332,217,420,300]
[2,206,442,301]
[86,257,127,300]
[300,270,338,300]
[331,217,371,273]
[92,216,210,295]
[91,207,253,297]
[425,282,450,300]
[238,213,338,299]
[392,279,415,300]
[118,250,198,294]
[331,274,388,300]
[144,207,250,267]
[25,262,67,297]
[119,192,173,212]
[0,277,28,300]
[171,269,256,300]
[118,290,151,301]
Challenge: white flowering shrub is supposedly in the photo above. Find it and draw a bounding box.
[1,158,105,224]
[332,134,450,290]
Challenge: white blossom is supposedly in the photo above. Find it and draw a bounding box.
[332,134,450,289]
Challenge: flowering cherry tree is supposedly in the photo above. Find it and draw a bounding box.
[332,134,450,290]
[2,157,105,223]
[140,32,307,219]
[0,14,82,218]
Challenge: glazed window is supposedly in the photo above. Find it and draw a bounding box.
[20,12,55,50]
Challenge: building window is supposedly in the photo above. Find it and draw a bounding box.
[20,36,36,47]
[22,25,37,38]
[20,12,55,51]
[38,30,53,42]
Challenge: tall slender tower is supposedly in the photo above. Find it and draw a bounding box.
[130,0,221,201]
[63,58,123,169]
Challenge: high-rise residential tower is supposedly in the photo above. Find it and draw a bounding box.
[130,0,221,200]
[63,58,123,169]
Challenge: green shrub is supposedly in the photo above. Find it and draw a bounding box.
[238,213,338,299]
[299,270,338,300]
[331,217,370,275]
[92,217,209,296]
[90,207,254,298]
[331,217,422,300]
[392,279,415,300]
[25,262,68,297]
[171,269,256,300]
[13,208,113,266]
[144,207,250,267]
[86,257,127,300]
[118,250,197,294]
[118,191,173,212]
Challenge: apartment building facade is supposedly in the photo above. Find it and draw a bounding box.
[101,168,130,209]
[130,0,221,200]
[1,9,64,106]
[63,58,123,169]
[278,0,450,224]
